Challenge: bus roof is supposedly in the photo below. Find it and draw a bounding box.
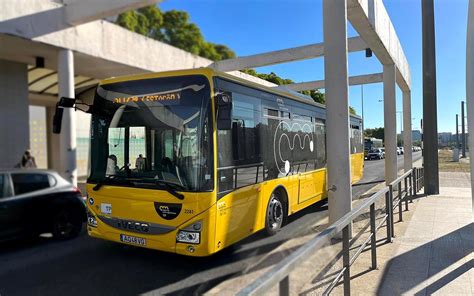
[99,68,362,120]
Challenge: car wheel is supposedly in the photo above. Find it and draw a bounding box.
[52,209,82,240]
[265,192,285,236]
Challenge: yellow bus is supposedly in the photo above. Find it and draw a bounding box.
[57,68,364,256]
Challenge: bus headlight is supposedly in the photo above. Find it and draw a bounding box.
[176,231,200,244]
[87,210,98,228]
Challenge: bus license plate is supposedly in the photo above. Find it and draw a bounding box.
[120,234,146,246]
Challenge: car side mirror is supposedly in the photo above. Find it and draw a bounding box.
[216,92,232,130]
[52,97,76,134]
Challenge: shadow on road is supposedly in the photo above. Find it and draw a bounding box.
[0,201,328,296]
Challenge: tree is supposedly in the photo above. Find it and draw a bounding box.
[116,6,163,38]
[115,6,235,61]
[241,69,327,104]
[364,127,384,140]
[212,43,236,60]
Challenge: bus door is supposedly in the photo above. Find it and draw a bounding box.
[298,120,326,204]
[215,94,263,247]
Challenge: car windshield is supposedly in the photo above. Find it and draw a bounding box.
[88,75,213,192]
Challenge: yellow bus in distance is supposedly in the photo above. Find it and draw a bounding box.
[79,68,364,256]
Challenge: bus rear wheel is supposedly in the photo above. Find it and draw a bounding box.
[265,192,285,235]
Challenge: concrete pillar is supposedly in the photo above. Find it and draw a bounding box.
[46,106,61,171]
[0,60,29,169]
[58,49,77,185]
[384,64,397,184]
[403,91,413,172]
[422,0,439,194]
[466,0,474,212]
[323,0,352,226]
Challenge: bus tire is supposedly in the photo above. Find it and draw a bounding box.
[265,191,286,236]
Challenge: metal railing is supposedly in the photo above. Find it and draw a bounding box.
[238,167,425,296]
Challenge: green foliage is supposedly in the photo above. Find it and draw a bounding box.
[241,69,326,104]
[301,90,325,105]
[212,44,236,60]
[364,127,384,140]
[115,6,235,61]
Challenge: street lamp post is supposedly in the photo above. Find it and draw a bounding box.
[361,85,364,135]
[396,111,403,146]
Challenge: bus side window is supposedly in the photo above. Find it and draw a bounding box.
[314,121,326,169]
[350,125,363,154]
[217,91,263,194]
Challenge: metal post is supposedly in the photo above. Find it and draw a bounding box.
[384,64,397,184]
[279,276,289,296]
[324,0,353,233]
[404,177,409,210]
[398,182,403,222]
[58,49,77,186]
[415,168,420,192]
[462,101,466,157]
[385,191,392,242]
[342,226,351,296]
[369,203,377,269]
[466,0,474,213]
[422,0,439,195]
[389,185,395,238]
[456,114,460,149]
[413,169,417,196]
[422,169,425,187]
[403,91,413,172]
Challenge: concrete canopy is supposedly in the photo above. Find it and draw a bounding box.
[286,73,383,92]
[0,0,279,107]
[0,0,278,105]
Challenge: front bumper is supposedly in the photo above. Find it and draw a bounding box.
[86,208,216,257]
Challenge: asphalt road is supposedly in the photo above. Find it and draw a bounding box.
[0,152,422,296]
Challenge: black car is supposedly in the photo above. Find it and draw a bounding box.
[0,170,86,242]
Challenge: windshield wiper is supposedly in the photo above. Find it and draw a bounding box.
[93,175,132,191]
[154,180,185,200]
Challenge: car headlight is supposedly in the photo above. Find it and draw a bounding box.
[176,231,200,244]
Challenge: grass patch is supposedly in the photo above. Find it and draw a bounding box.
[438,149,470,172]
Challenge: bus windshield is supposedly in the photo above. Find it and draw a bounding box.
[88,75,213,192]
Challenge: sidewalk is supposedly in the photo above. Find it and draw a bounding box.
[206,163,425,295]
[207,166,473,295]
[327,171,473,295]
[376,172,473,295]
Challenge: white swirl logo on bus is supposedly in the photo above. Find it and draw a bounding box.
[273,121,314,175]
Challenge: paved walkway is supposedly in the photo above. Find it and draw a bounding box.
[376,172,473,295]
[207,169,473,295]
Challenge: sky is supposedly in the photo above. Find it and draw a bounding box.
[160,0,470,134]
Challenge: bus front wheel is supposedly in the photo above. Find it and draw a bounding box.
[265,192,286,235]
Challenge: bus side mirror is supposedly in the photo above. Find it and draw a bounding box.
[52,97,76,134]
[216,92,232,130]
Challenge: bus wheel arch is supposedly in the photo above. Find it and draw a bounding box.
[264,186,288,235]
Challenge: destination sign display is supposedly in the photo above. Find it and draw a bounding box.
[113,91,181,105]
[110,84,205,106]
